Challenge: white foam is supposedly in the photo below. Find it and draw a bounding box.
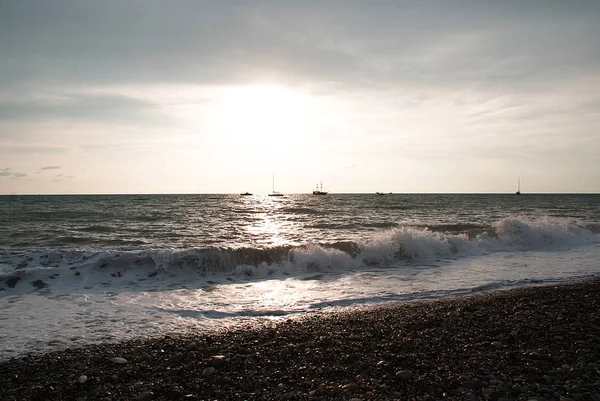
[1,244,599,360]
[0,217,598,296]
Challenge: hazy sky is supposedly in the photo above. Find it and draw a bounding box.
[1,0,599,194]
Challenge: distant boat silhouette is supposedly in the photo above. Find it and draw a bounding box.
[312,181,328,195]
[268,174,284,197]
[375,192,385,196]
[240,192,252,196]
[516,176,521,195]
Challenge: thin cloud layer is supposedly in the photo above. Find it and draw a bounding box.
[1,1,598,90]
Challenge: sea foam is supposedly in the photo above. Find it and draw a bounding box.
[0,217,597,295]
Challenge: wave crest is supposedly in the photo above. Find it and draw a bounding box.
[0,217,597,294]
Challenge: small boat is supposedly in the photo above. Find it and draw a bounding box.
[515,176,521,195]
[375,192,386,196]
[312,181,328,195]
[268,174,284,197]
[240,192,252,196]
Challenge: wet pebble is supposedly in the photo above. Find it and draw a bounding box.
[134,391,154,401]
[396,370,414,380]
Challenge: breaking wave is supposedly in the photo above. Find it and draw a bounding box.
[1,217,597,294]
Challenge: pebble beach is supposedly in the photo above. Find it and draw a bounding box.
[1,278,599,401]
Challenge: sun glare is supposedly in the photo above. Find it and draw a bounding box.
[215,84,316,160]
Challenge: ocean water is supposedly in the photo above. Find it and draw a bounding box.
[1,193,599,360]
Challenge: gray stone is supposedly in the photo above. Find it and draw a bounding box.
[185,342,199,352]
[210,355,226,368]
[6,276,20,288]
[396,370,414,380]
[32,279,47,289]
[134,392,154,401]
[569,369,583,379]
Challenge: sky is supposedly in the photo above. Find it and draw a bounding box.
[0,0,599,194]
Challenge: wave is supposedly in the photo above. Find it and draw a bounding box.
[418,223,489,237]
[75,225,116,233]
[280,207,325,215]
[0,217,598,295]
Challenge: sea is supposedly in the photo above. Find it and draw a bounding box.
[1,193,599,361]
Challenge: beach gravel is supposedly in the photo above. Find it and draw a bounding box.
[1,279,599,400]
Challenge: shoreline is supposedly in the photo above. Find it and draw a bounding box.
[1,279,600,400]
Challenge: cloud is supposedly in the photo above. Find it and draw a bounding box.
[0,169,27,179]
[0,144,69,154]
[0,1,598,93]
[40,166,62,171]
[0,93,169,126]
[0,1,598,193]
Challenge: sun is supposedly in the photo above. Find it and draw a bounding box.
[214,84,315,158]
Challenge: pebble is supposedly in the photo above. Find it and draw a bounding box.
[110,357,128,365]
[210,355,226,368]
[32,279,47,289]
[185,342,199,352]
[172,352,185,363]
[569,369,583,379]
[77,375,88,384]
[2,280,600,401]
[396,370,414,380]
[134,391,154,401]
[5,277,20,288]
[342,383,359,391]
[491,341,503,350]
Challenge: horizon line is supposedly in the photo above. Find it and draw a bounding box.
[1,192,599,196]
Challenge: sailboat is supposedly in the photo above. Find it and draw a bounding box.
[312,181,328,195]
[515,176,521,195]
[268,174,284,197]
